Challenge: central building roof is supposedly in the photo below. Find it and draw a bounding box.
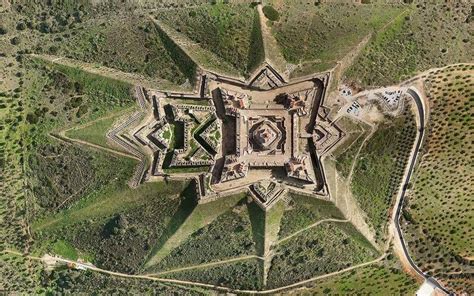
[250,119,281,151]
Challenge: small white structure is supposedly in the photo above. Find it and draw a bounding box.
[416,278,447,296]
[416,281,435,296]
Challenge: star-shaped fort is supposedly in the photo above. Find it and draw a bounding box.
[108,64,345,210]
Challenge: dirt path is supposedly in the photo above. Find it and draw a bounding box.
[4,249,42,261]
[256,253,387,294]
[2,249,386,294]
[256,4,288,76]
[28,54,184,92]
[56,107,139,160]
[275,218,349,245]
[63,107,134,132]
[2,249,244,292]
[146,255,264,276]
[324,121,379,249]
[50,132,139,161]
[346,126,375,182]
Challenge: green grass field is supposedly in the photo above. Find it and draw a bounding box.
[51,240,79,260]
[65,109,135,150]
[264,201,286,253]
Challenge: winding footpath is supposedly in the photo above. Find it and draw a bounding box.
[275,218,349,245]
[145,255,265,276]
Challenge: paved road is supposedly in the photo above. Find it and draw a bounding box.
[394,88,451,295]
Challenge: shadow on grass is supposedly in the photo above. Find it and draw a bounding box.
[247,201,266,257]
[144,181,198,267]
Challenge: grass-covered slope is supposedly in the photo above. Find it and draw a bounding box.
[402,65,474,294]
[155,3,262,76]
[278,194,346,239]
[332,116,371,179]
[162,258,264,291]
[34,180,191,273]
[29,144,137,216]
[21,59,137,218]
[56,16,190,83]
[267,222,379,288]
[144,193,246,270]
[153,201,256,271]
[350,107,416,240]
[11,2,191,86]
[0,54,138,247]
[347,2,473,87]
[65,108,134,150]
[0,42,194,275]
[268,1,405,76]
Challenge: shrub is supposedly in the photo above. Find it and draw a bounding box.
[11,37,21,45]
[263,5,279,22]
[76,105,88,118]
[26,113,39,124]
[16,22,26,30]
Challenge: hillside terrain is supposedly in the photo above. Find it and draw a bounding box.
[1,0,472,294]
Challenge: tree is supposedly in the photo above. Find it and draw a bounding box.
[263,5,280,22]
[16,22,26,31]
[11,36,21,45]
